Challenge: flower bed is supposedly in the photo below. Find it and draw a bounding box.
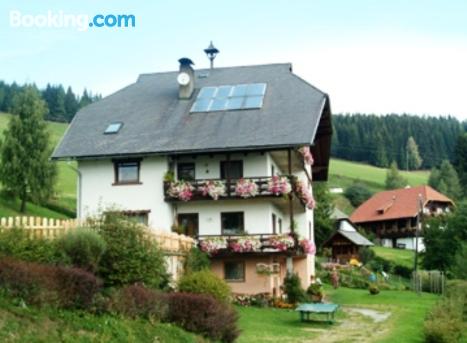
[200,180,226,200]
[235,178,259,198]
[267,176,292,196]
[167,181,195,201]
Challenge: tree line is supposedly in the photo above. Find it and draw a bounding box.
[332,113,465,169]
[0,81,100,123]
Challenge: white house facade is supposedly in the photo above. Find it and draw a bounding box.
[53,53,332,294]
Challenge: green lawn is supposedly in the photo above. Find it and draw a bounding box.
[371,246,416,270]
[328,159,430,192]
[0,295,203,343]
[238,287,438,343]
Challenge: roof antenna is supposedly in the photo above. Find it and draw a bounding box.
[204,41,219,69]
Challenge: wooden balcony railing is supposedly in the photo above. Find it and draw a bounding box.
[196,233,305,256]
[164,176,292,201]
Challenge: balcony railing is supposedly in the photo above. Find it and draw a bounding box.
[163,176,315,209]
[196,233,315,256]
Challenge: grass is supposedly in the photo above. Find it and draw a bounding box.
[238,287,438,343]
[0,295,203,343]
[328,159,430,193]
[371,246,416,270]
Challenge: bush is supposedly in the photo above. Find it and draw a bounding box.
[167,292,239,343]
[283,272,306,304]
[178,270,231,303]
[0,228,63,264]
[368,284,380,295]
[93,215,169,288]
[109,284,168,320]
[0,258,101,309]
[344,182,372,207]
[359,246,375,264]
[184,247,210,274]
[424,298,463,343]
[58,229,106,272]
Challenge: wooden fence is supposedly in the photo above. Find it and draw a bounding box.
[0,216,195,254]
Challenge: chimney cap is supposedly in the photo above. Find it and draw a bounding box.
[204,41,219,55]
[178,57,194,66]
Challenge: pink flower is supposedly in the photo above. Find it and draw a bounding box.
[235,179,259,198]
[168,181,195,201]
[267,176,292,196]
[299,146,314,166]
[200,180,226,200]
[294,180,316,209]
[300,239,316,255]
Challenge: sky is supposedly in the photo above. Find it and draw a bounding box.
[1,0,467,120]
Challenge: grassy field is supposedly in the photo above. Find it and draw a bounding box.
[238,287,438,343]
[0,294,203,343]
[371,246,416,269]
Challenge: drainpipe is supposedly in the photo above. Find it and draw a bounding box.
[67,161,82,220]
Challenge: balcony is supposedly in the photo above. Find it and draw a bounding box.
[197,233,315,257]
[163,176,315,211]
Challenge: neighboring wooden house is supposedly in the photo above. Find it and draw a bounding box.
[52,48,333,295]
[350,185,454,251]
[323,208,373,262]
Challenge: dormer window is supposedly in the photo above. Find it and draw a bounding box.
[104,122,123,134]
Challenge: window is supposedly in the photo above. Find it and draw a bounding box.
[113,159,141,185]
[278,218,282,234]
[272,213,277,234]
[224,261,245,282]
[177,213,199,237]
[221,212,244,235]
[177,163,195,181]
[220,160,243,180]
[104,122,123,134]
[123,210,149,226]
[191,83,267,113]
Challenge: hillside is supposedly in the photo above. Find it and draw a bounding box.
[328,159,430,214]
[0,113,75,218]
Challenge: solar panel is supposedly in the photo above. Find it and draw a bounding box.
[104,122,123,134]
[190,83,267,113]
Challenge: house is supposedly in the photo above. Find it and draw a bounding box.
[323,208,373,263]
[52,46,332,294]
[350,185,454,251]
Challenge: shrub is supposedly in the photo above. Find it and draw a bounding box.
[178,270,231,303]
[167,292,239,343]
[58,229,106,272]
[359,246,375,264]
[368,284,380,295]
[424,298,463,343]
[344,182,372,207]
[283,272,306,304]
[92,215,169,289]
[0,228,63,264]
[184,247,210,274]
[109,284,168,320]
[0,258,101,309]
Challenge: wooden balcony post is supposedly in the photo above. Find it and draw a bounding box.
[288,148,294,233]
[226,152,231,196]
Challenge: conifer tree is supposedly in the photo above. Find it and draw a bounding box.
[0,86,57,212]
[385,161,407,190]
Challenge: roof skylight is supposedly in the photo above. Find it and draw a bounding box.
[104,122,123,134]
[190,83,267,113]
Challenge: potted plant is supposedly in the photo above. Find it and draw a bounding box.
[235,178,259,198]
[200,180,226,200]
[298,146,314,165]
[307,283,324,303]
[267,176,292,196]
[294,180,316,209]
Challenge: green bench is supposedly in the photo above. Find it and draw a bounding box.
[295,303,339,323]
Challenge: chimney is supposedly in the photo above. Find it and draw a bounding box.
[177,57,195,99]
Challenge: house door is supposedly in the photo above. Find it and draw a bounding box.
[177,213,199,237]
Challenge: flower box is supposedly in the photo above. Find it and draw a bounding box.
[167,181,195,201]
[200,180,226,200]
[235,178,259,198]
[267,176,292,196]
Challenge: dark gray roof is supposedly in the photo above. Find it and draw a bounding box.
[52,63,329,159]
[337,225,374,246]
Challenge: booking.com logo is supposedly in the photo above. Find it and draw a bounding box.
[9,10,136,31]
